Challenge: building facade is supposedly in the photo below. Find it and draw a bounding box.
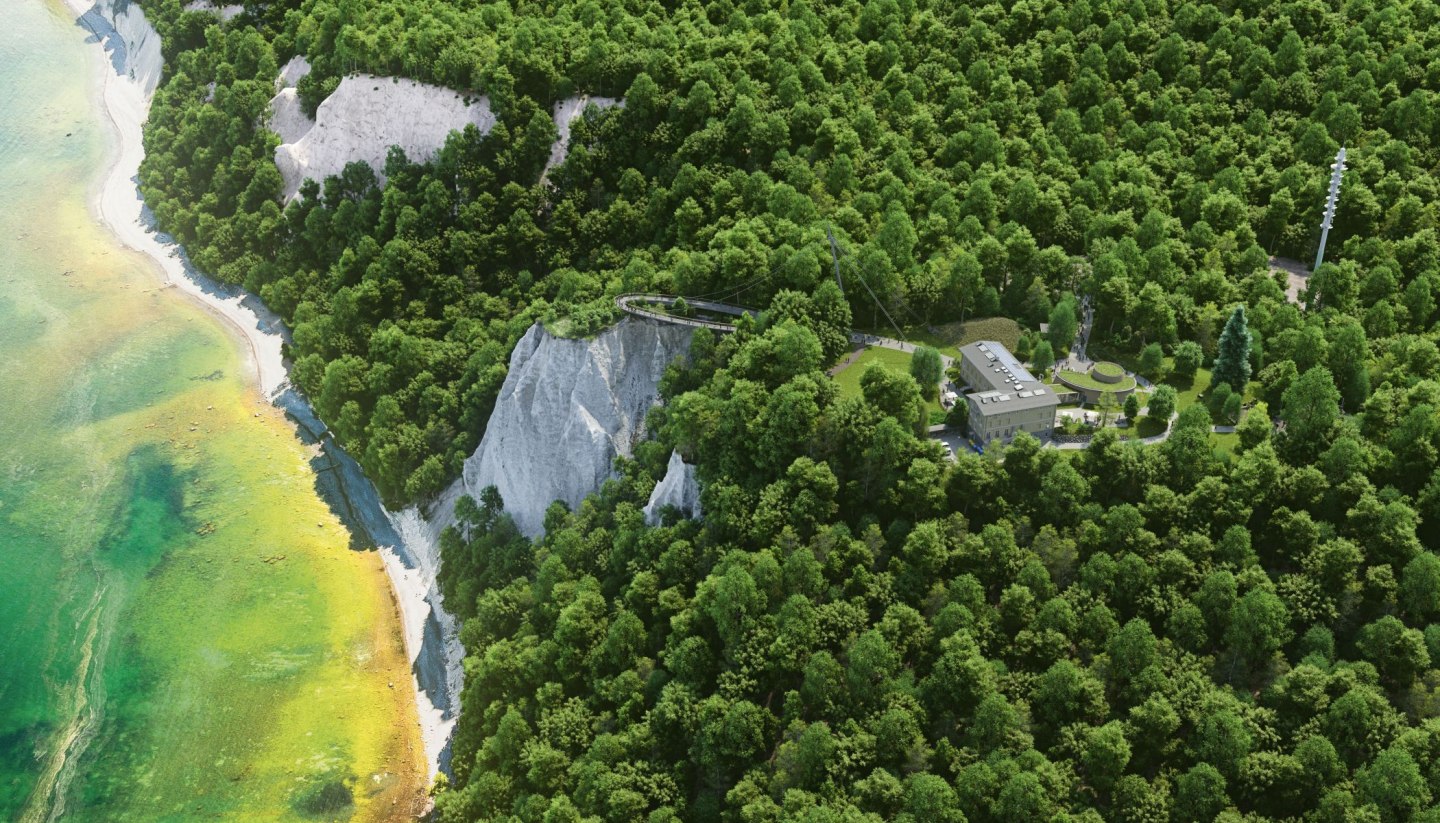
[958,341,1059,445]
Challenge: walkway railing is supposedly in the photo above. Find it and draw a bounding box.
[615,294,760,332]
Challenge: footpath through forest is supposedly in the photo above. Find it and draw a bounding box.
[615,293,955,368]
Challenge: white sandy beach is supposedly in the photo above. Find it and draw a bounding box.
[61,0,459,778]
[64,0,288,398]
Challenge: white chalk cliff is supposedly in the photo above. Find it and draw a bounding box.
[459,319,693,538]
[275,55,312,91]
[267,56,314,145]
[644,450,702,524]
[372,321,697,764]
[267,88,314,144]
[183,0,243,21]
[545,95,623,173]
[273,74,495,200]
[81,0,164,97]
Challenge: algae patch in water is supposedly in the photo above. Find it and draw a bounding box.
[293,772,357,819]
[95,446,188,576]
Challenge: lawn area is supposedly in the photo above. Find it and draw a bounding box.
[1211,431,1241,455]
[1084,348,1262,407]
[1163,367,1208,409]
[1136,417,1168,437]
[1161,365,1261,409]
[832,346,946,421]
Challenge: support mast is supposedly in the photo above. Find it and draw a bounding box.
[826,223,844,291]
[1314,146,1346,274]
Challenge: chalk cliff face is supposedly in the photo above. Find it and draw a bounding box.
[274,75,495,200]
[267,56,315,145]
[182,0,243,21]
[266,78,622,197]
[460,319,693,537]
[267,88,314,144]
[275,55,312,91]
[644,450,702,524]
[545,95,623,173]
[82,0,163,97]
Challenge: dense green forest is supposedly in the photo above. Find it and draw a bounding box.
[436,318,1440,822]
[137,0,1440,505]
[130,0,1440,818]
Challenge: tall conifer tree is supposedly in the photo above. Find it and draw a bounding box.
[1212,306,1252,392]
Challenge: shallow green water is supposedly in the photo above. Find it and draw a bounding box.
[0,3,425,820]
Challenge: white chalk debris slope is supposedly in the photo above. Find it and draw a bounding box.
[183,1,244,21]
[644,450,702,525]
[545,94,623,173]
[273,74,494,200]
[267,56,314,145]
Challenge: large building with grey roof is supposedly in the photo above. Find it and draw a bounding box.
[957,341,1059,445]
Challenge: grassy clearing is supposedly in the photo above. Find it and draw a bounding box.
[1137,417,1169,437]
[1211,431,1241,455]
[935,317,1024,351]
[1162,365,1261,410]
[1163,367,1208,409]
[833,347,914,395]
[832,346,946,420]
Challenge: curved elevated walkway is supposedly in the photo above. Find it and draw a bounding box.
[615,294,757,332]
[616,293,954,369]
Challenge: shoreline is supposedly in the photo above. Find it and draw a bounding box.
[63,0,287,399]
[58,0,459,780]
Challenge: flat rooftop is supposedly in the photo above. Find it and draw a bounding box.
[960,341,1042,393]
[970,385,1058,414]
[960,341,1058,415]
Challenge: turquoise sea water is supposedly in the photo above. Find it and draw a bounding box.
[0,3,424,819]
